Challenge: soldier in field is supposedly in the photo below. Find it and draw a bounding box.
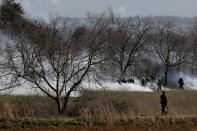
[157,78,162,91]
[141,77,146,86]
[178,77,184,89]
[160,91,168,115]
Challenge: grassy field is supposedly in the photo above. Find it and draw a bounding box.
[0,90,197,129]
[78,90,197,116]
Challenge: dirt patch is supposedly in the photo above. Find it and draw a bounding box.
[1,125,197,131]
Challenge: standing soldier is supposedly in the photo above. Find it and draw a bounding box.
[157,78,162,91]
[141,77,146,86]
[178,77,184,89]
[160,91,168,115]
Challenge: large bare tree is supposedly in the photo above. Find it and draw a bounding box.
[0,15,108,114]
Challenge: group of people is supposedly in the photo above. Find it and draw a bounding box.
[122,76,185,92]
[140,77,184,91]
[157,77,184,91]
[119,78,135,84]
[141,77,151,87]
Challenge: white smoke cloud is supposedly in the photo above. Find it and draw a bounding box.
[175,72,197,90]
[82,80,153,92]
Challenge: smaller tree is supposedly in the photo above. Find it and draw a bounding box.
[191,19,197,72]
[106,16,151,82]
[151,20,190,86]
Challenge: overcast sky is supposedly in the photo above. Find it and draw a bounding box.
[15,0,197,20]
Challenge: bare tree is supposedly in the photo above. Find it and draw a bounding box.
[151,20,190,86]
[190,19,197,72]
[106,16,151,83]
[0,15,108,114]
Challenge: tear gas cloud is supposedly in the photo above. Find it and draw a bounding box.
[169,72,197,90]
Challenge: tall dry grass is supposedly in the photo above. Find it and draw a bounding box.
[0,91,197,127]
[79,100,127,126]
[0,90,197,127]
[83,90,197,115]
[0,95,58,119]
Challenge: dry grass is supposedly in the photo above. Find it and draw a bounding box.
[0,95,58,119]
[79,101,124,126]
[68,90,197,126]
[77,90,197,116]
[1,90,196,119]
[0,90,197,128]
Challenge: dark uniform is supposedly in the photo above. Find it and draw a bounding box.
[122,78,126,83]
[141,78,146,86]
[157,78,162,91]
[128,78,134,83]
[178,77,184,89]
[160,91,168,115]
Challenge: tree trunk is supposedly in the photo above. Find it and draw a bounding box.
[60,67,90,113]
[61,94,70,114]
[164,64,169,87]
[56,97,62,114]
[119,69,126,84]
